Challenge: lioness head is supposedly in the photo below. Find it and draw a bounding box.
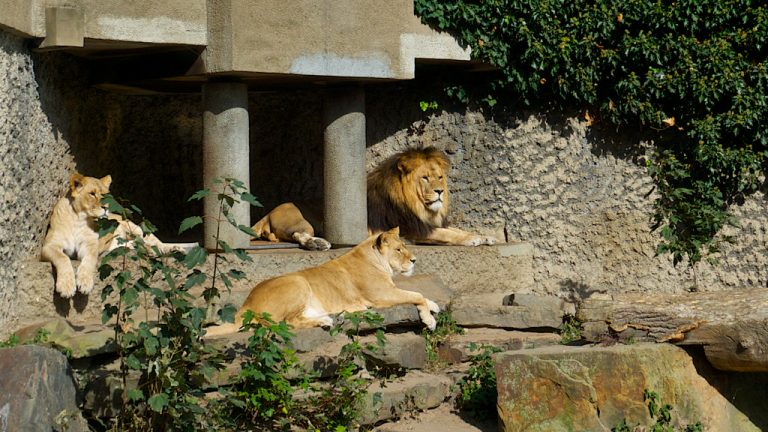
[69,173,112,218]
[395,147,450,214]
[375,227,416,276]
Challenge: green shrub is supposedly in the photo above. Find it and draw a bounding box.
[423,309,464,369]
[98,177,260,431]
[415,0,768,267]
[456,343,502,420]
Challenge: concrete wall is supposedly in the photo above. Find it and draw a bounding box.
[217,0,468,78]
[0,0,207,44]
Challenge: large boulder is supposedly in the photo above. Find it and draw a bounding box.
[0,345,88,432]
[495,344,759,432]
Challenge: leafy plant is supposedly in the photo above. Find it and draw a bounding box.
[97,177,260,431]
[423,309,464,369]
[0,334,19,349]
[224,310,387,431]
[456,343,502,420]
[226,311,303,430]
[560,314,582,345]
[612,389,703,432]
[414,0,768,267]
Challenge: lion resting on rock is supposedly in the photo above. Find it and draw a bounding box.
[42,173,195,298]
[205,227,440,336]
[251,147,497,249]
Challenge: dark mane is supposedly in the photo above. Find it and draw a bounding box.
[366,147,448,239]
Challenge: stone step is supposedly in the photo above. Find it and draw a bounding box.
[577,288,768,372]
[371,404,497,432]
[11,242,533,334]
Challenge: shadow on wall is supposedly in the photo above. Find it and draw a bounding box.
[684,345,768,431]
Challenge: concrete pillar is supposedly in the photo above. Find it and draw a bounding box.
[202,82,250,249]
[323,87,367,246]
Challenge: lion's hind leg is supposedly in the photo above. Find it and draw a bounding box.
[292,232,331,251]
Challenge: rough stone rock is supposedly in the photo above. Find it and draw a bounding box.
[494,344,760,432]
[358,371,452,425]
[15,318,115,359]
[437,328,561,363]
[450,293,571,330]
[392,274,454,311]
[577,288,768,372]
[0,346,89,432]
[363,332,426,370]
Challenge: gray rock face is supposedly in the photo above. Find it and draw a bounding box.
[0,346,88,432]
[451,293,572,330]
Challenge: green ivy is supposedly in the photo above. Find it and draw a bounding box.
[415,0,768,267]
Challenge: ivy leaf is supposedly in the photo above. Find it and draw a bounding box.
[178,216,203,234]
[147,393,169,413]
[188,188,210,201]
[127,389,144,402]
[183,246,208,269]
[240,192,262,208]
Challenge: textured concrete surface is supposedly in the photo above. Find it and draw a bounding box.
[0,32,74,335]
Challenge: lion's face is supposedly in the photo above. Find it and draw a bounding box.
[375,227,416,276]
[69,173,112,219]
[411,160,448,213]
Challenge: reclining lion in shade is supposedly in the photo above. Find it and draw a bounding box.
[252,147,497,250]
[42,173,195,298]
[205,227,439,336]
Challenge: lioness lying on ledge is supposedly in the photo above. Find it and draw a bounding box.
[251,147,497,250]
[42,173,195,298]
[205,227,440,336]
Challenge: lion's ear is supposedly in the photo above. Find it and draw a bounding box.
[388,226,400,236]
[374,232,388,251]
[100,175,112,189]
[397,158,419,175]
[69,172,84,193]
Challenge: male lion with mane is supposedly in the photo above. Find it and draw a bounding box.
[251,147,497,249]
[42,173,195,298]
[205,227,440,336]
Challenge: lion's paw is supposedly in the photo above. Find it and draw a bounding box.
[426,299,440,314]
[422,314,437,331]
[318,315,335,328]
[305,237,331,251]
[463,234,497,246]
[482,235,498,245]
[56,273,77,298]
[76,267,95,295]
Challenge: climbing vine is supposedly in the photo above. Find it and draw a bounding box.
[415,0,768,267]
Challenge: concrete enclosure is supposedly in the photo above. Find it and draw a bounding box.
[1,1,767,336]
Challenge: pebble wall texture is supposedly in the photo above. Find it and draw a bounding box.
[0,32,74,329]
[2,29,767,331]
